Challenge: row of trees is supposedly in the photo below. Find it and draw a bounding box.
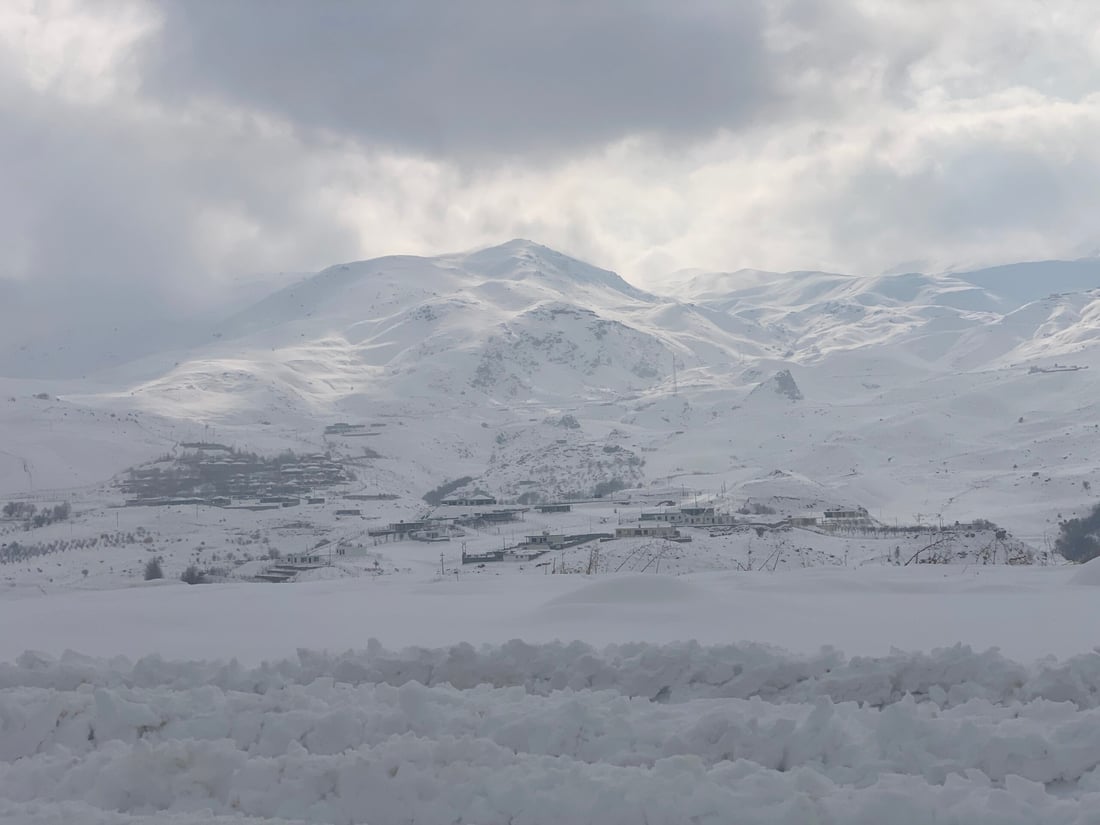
[3,501,71,528]
[144,557,207,584]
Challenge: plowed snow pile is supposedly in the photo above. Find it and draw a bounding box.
[5,641,1100,824]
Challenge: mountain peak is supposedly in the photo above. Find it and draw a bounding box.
[456,240,654,302]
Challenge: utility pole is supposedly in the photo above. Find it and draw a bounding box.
[440,551,445,576]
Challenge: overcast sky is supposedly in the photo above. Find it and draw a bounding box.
[3,0,1100,317]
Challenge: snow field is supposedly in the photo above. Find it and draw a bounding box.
[5,642,1100,823]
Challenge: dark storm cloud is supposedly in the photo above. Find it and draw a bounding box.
[0,39,361,374]
[140,0,777,158]
[0,79,351,296]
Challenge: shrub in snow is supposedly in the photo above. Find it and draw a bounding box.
[180,565,205,585]
[1056,502,1100,562]
[3,502,35,519]
[592,478,626,498]
[143,558,163,581]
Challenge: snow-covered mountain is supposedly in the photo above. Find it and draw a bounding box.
[3,241,1100,542]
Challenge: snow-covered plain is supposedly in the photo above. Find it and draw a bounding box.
[5,242,1100,822]
[1,564,1098,663]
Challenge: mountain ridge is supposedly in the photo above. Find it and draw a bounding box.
[3,240,1100,544]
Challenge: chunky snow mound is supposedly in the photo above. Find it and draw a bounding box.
[5,642,1100,823]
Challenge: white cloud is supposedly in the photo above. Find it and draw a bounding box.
[1,0,1099,323]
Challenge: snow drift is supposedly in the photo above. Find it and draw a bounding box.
[5,641,1100,824]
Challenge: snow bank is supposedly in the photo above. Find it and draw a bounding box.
[548,574,705,604]
[4,642,1100,823]
[1070,557,1100,586]
[6,639,1100,708]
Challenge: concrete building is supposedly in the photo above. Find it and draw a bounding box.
[643,506,729,526]
[458,509,523,525]
[441,490,498,507]
[524,531,566,547]
[536,503,572,513]
[821,506,875,529]
[615,525,680,539]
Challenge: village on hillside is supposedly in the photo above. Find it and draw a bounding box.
[1,449,1050,591]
